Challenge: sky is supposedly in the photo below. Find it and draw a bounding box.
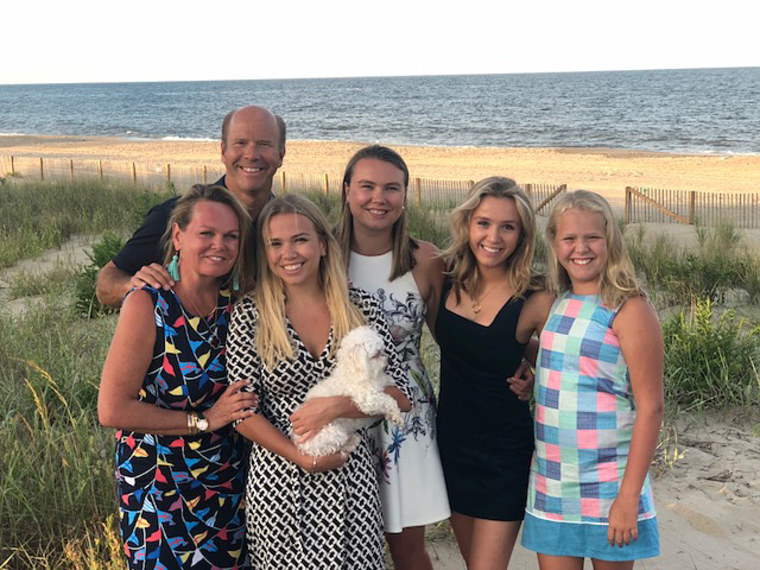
[2,0,757,85]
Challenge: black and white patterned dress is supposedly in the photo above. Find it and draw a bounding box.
[226,288,410,569]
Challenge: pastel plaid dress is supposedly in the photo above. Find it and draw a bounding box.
[522,291,659,560]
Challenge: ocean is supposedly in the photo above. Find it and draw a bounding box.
[1,68,758,154]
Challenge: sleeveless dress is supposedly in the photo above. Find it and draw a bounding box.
[435,280,534,520]
[349,251,450,533]
[226,288,412,569]
[115,287,248,569]
[522,291,660,560]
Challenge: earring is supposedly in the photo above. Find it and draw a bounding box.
[168,253,181,281]
[231,270,241,291]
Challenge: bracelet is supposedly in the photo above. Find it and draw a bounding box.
[187,412,199,435]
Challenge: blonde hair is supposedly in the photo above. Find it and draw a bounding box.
[253,194,365,368]
[443,176,536,302]
[162,184,251,291]
[545,190,643,308]
[336,145,417,280]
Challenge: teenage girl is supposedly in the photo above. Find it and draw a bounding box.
[517,190,663,569]
[436,177,538,569]
[336,145,450,570]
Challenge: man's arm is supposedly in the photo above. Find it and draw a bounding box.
[96,261,174,309]
[96,262,134,308]
[96,197,178,309]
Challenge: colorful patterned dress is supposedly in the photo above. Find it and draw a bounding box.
[226,288,412,569]
[115,287,248,569]
[349,251,450,533]
[522,291,659,561]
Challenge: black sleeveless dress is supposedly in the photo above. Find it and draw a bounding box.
[435,280,534,521]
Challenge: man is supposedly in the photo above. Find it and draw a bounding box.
[96,105,285,308]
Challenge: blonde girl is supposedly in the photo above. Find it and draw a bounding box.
[226,194,411,569]
[436,176,538,569]
[518,190,663,569]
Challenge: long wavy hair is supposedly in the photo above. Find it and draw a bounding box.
[162,183,251,291]
[545,190,643,307]
[443,176,536,302]
[253,194,365,368]
[335,145,418,280]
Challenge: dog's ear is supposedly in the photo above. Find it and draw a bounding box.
[343,343,365,374]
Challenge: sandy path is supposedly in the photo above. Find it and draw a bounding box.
[3,135,760,211]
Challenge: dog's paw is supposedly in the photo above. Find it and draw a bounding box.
[386,408,404,427]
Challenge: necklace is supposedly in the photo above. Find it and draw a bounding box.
[177,289,217,321]
[471,282,502,314]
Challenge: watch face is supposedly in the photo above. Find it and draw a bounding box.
[198,417,209,432]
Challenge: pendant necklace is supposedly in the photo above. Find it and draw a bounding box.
[471,282,502,314]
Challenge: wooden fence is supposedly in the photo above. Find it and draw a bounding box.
[0,154,567,214]
[625,187,760,228]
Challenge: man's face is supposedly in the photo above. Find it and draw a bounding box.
[221,107,284,211]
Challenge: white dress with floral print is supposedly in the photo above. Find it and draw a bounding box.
[349,251,450,532]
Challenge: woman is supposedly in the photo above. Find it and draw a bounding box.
[226,194,411,569]
[99,184,257,569]
[336,145,450,570]
[436,177,538,569]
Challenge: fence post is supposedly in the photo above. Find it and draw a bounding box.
[203,165,208,184]
[414,178,422,207]
[98,160,104,180]
[280,171,287,193]
[525,183,533,198]
[69,159,74,180]
[10,155,14,176]
[624,187,631,223]
[688,191,695,225]
[165,164,171,187]
[39,158,44,181]
[323,173,329,195]
[131,162,137,184]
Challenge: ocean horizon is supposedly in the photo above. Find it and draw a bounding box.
[1,68,758,154]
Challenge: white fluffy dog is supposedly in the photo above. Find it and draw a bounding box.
[295,325,403,457]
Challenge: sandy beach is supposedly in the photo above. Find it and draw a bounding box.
[2,135,760,212]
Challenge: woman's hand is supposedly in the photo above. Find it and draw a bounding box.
[607,493,639,547]
[290,397,342,442]
[204,379,258,431]
[298,450,349,473]
[507,360,534,401]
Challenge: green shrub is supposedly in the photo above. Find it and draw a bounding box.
[75,233,124,318]
[663,298,760,408]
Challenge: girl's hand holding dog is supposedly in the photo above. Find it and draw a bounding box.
[204,379,258,431]
[297,450,348,473]
[290,397,345,442]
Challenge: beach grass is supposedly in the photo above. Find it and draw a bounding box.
[0,179,173,269]
[626,221,760,305]
[0,299,118,568]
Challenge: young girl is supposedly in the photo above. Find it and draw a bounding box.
[436,177,537,569]
[226,194,411,569]
[337,145,450,570]
[519,190,663,569]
